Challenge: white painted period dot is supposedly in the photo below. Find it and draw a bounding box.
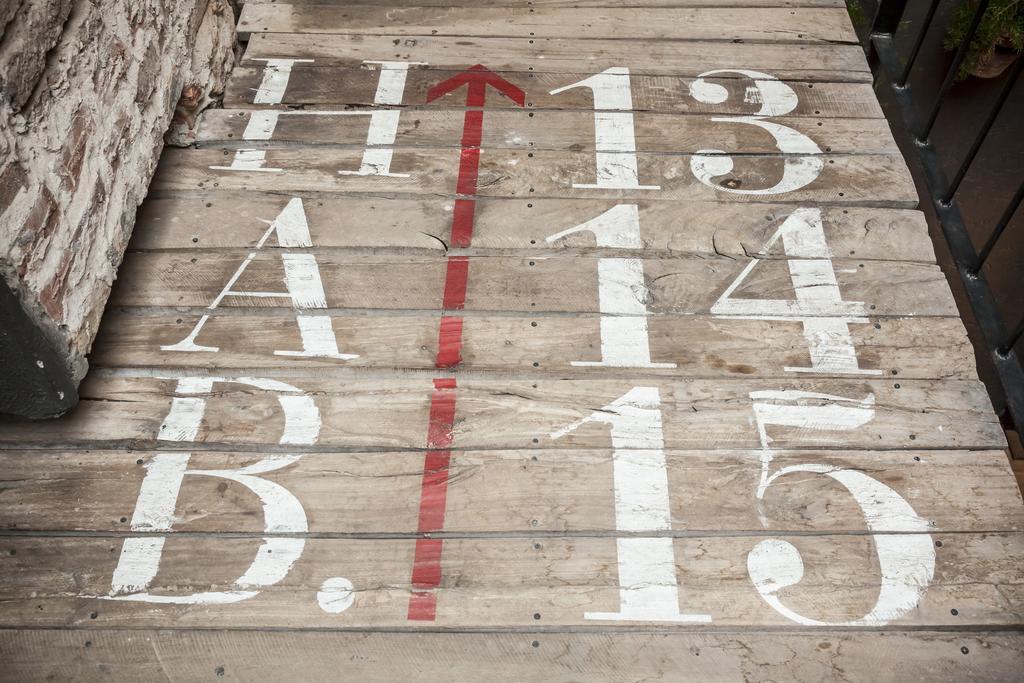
[689,79,728,105]
[747,538,804,595]
[317,576,355,613]
[694,151,733,177]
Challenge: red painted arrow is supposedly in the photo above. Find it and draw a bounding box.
[427,63,527,108]
[408,66,525,622]
[427,65,526,246]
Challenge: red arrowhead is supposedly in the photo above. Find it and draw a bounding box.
[426,65,525,107]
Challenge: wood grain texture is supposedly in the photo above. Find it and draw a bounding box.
[238,5,859,43]
[197,109,900,155]
[108,252,957,316]
[153,148,918,206]
[0,375,1003,450]
[129,196,934,262]
[1,449,1018,534]
[242,0,850,6]
[223,66,885,117]
[6,0,1021,673]
[244,33,873,81]
[91,311,977,380]
[3,630,1021,683]
[0,533,1020,628]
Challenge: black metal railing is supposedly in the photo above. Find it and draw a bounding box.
[864,0,1024,432]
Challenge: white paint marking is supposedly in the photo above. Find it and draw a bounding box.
[747,390,936,625]
[156,396,207,442]
[251,58,314,105]
[224,61,422,176]
[317,577,356,613]
[551,68,659,190]
[104,376,335,605]
[336,60,425,178]
[210,148,282,173]
[546,205,674,368]
[364,60,425,104]
[691,69,799,117]
[162,198,357,361]
[553,387,710,623]
[210,111,284,173]
[711,208,881,375]
[689,70,821,195]
[109,453,306,601]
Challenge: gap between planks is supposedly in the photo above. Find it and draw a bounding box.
[237,5,860,44]
[0,374,1005,451]
[221,67,886,117]
[2,448,1017,534]
[242,33,874,82]
[1,534,1020,628]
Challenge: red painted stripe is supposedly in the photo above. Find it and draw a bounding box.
[407,380,457,621]
[411,538,445,586]
[409,66,525,623]
[456,148,481,196]
[455,102,483,196]
[435,316,464,369]
[464,79,486,108]
[441,257,470,310]
[451,199,476,248]
[407,591,437,621]
[416,452,453,529]
[461,109,484,148]
[426,378,457,447]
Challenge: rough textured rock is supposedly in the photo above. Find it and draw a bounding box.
[0,0,236,417]
[169,0,240,146]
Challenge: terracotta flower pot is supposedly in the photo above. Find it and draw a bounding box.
[972,35,1021,78]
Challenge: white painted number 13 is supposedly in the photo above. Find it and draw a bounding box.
[553,67,824,195]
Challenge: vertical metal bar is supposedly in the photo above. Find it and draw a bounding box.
[974,179,1024,272]
[868,14,1024,432]
[897,0,941,87]
[1001,316,1024,356]
[918,0,991,143]
[871,0,910,35]
[943,58,1023,204]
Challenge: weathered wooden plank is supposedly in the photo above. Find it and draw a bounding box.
[3,629,1020,682]
[91,311,976,380]
[198,109,900,155]
[238,5,858,44]
[2,449,1018,534]
[243,0,850,6]
[153,148,918,206]
[223,66,885,117]
[130,196,935,262]
[108,252,957,316]
[0,533,1020,627]
[244,33,873,81]
[0,375,1002,450]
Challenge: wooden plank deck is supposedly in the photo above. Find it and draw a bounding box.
[2,0,1023,680]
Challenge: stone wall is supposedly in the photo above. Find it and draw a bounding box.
[0,0,236,417]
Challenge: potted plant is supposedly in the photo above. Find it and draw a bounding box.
[944,0,1024,79]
